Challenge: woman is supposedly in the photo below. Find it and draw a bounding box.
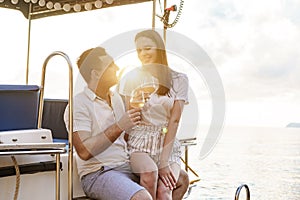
[119,29,189,200]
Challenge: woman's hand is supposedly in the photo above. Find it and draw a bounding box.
[158,164,177,190]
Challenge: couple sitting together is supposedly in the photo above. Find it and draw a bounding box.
[64,29,190,200]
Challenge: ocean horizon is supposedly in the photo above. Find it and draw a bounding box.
[184,125,300,200]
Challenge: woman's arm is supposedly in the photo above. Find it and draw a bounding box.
[158,99,185,189]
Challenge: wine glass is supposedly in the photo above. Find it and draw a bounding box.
[129,89,145,109]
[129,89,145,129]
[140,75,158,102]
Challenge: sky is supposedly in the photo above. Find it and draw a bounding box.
[0,0,300,128]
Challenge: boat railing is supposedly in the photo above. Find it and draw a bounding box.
[37,51,74,200]
[235,184,250,200]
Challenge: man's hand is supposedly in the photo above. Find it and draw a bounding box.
[117,108,141,131]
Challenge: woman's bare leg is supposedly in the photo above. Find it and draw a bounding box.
[172,169,189,200]
[157,163,181,200]
[130,152,158,200]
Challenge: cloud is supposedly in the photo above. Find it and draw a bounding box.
[282,0,300,25]
[175,0,300,101]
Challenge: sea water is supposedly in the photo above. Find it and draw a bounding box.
[185,126,300,200]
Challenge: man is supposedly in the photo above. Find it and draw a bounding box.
[64,47,189,200]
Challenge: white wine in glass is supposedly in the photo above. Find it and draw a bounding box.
[141,85,156,94]
[129,89,145,108]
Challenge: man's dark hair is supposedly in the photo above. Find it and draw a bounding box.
[77,47,108,83]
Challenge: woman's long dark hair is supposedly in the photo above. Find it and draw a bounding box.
[135,30,172,96]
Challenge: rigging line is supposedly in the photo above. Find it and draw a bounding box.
[11,156,20,200]
[158,0,163,15]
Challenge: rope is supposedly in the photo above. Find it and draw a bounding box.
[11,156,20,200]
[156,0,185,28]
[158,0,163,14]
[165,0,184,28]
